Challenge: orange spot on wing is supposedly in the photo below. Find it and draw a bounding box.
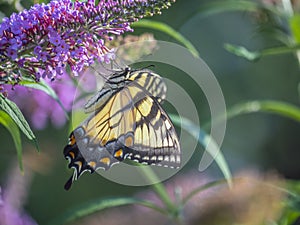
[88,161,96,169]
[114,149,123,158]
[69,151,75,159]
[69,134,76,146]
[100,157,110,166]
[75,161,82,171]
[125,136,133,147]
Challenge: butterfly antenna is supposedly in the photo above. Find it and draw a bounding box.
[143,64,155,70]
[113,53,129,70]
[97,60,122,74]
[90,64,110,83]
[131,64,155,72]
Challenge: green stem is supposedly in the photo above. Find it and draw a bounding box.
[203,100,300,130]
[225,43,300,61]
[132,19,200,58]
[260,44,300,57]
[138,166,186,224]
[139,166,176,212]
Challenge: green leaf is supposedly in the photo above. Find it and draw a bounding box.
[195,0,261,17]
[285,180,300,211]
[170,114,233,187]
[289,14,300,44]
[48,197,165,225]
[174,100,300,189]
[279,210,300,225]
[287,196,300,212]
[19,78,68,119]
[226,100,300,123]
[204,100,300,139]
[182,0,287,22]
[225,43,300,60]
[0,110,23,171]
[224,43,261,61]
[273,180,300,225]
[0,94,38,150]
[132,19,200,57]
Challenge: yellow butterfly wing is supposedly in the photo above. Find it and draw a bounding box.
[63,69,180,190]
[84,68,167,113]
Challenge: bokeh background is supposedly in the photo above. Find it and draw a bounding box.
[1,0,299,224]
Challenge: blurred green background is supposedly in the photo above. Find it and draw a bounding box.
[1,0,300,224]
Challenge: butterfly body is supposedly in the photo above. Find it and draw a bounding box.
[64,67,180,190]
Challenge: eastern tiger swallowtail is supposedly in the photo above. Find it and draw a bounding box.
[64,67,181,190]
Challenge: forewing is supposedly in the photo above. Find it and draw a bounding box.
[127,69,167,103]
[125,93,181,168]
[84,69,167,113]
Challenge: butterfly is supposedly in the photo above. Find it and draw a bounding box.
[63,67,181,190]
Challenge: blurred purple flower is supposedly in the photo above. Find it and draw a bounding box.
[73,172,215,225]
[0,159,38,225]
[72,172,285,225]
[6,72,78,130]
[0,0,174,86]
[0,187,3,205]
[0,203,37,225]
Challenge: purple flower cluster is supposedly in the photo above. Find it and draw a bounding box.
[0,0,174,87]
[5,33,156,129]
